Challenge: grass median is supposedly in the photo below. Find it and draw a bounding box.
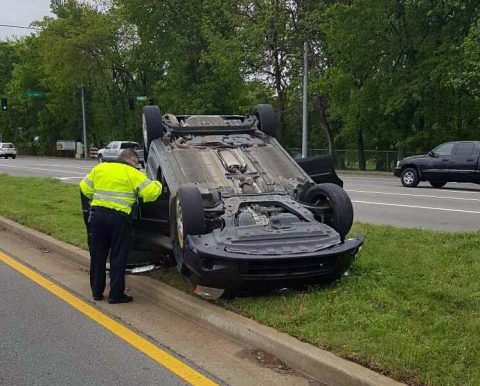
[1,174,479,386]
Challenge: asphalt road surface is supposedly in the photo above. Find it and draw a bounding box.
[0,156,95,182]
[0,260,189,386]
[0,157,478,232]
[341,175,480,232]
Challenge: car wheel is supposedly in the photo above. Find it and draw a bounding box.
[143,105,163,159]
[303,183,354,240]
[252,104,276,137]
[170,187,206,265]
[97,155,103,163]
[401,168,419,187]
[12,155,16,159]
[429,181,446,188]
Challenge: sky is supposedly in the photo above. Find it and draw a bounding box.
[0,0,53,40]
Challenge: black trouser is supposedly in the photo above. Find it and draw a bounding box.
[88,207,132,300]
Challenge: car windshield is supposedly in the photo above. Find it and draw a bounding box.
[121,142,139,150]
[1,143,14,149]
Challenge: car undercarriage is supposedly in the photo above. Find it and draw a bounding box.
[132,104,363,299]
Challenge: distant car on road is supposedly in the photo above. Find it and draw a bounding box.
[394,141,480,187]
[0,143,16,159]
[97,141,145,168]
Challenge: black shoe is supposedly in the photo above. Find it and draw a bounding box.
[108,295,133,304]
[93,295,104,301]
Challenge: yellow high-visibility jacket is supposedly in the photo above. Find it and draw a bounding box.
[79,161,162,215]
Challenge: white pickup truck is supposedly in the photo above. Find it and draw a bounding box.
[97,141,145,168]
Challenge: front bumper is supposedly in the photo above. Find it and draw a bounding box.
[393,167,402,177]
[182,237,364,291]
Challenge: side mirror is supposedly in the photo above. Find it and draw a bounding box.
[429,151,438,158]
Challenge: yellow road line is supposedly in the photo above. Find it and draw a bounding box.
[0,251,218,386]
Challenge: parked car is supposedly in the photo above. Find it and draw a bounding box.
[128,104,363,299]
[0,143,16,159]
[394,141,480,187]
[97,141,145,168]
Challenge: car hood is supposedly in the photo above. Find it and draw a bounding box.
[401,154,427,162]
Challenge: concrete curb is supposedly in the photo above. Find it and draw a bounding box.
[0,216,403,386]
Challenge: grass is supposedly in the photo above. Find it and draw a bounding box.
[0,175,88,249]
[1,174,479,385]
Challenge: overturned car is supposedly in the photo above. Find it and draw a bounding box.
[134,104,363,299]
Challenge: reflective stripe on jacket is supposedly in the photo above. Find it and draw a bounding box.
[79,161,162,215]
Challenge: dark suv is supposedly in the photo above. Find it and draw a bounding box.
[394,141,480,187]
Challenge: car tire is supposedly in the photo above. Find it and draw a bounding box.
[12,155,16,159]
[143,105,163,158]
[252,104,276,137]
[401,168,419,187]
[303,183,354,240]
[97,155,103,163]
[429,181,446,188]
[170,186,206,265]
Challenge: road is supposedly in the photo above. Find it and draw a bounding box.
[0,157,479,231]
[0,156,94,182]
[0,260,189,386]
[342,175,480,232]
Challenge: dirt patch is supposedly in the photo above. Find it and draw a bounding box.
[237,348,326,385]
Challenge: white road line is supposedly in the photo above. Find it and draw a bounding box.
[341,176,393,181]
[352,200,480,214]
[0,165,85,175]
[28,163,93,170]
[347,189,480,202]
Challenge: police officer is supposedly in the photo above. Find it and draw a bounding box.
[80,148,162,303]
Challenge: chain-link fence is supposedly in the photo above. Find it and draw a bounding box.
[287,148,418,172]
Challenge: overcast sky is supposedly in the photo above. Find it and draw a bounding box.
[0,0,53,40]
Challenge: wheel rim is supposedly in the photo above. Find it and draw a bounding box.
[312,194,334,224]
[176,197,184,248]
[403,171,415,185]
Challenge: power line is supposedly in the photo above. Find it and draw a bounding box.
[0,24,41,31]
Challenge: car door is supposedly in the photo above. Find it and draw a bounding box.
[107,141,120,160]
[102,142,113,159]
[448,142,477,182]
[423,142,455,181]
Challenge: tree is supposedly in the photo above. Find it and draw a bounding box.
[322,0,480,169]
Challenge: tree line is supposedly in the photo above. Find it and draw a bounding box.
[1,0,479,168]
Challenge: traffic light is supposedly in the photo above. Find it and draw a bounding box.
[1,98,6,111]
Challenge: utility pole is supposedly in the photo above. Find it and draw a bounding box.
[301,40,308,158]
[80,85,88,159]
